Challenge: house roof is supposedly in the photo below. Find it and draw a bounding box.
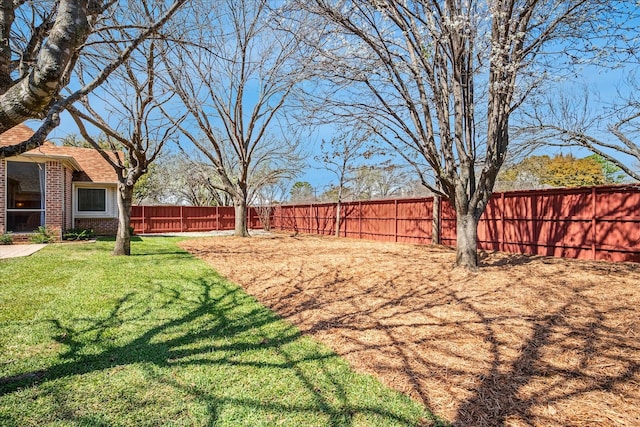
[0,124,118,184]
[0,123,35,147]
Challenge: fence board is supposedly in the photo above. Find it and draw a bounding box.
[131,205,237,233]
[130,185,639,263]
[271,185,640,263]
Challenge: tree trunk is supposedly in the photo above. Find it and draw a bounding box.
[113,183,134,256]
[455,211,480,270]
[234,198,249,237]
[0,1,91,136]
[432,195,441,245]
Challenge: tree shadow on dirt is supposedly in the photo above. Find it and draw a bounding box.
[180,235,640,426]
[478,250,540,267]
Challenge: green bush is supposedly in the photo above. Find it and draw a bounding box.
[0,232,13,245]
[30,226,56,244]
[63,228,96,241]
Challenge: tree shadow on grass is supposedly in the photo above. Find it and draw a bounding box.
[0,275,427,426]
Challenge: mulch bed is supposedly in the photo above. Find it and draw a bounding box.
[180,233,640,427]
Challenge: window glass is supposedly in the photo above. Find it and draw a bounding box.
[78,188,106,211]
[6,162,45,232]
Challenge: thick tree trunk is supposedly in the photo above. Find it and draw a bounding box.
[113,183,133,256]
[0,1,91,135]
[432,195,441,245]
[455,211,480,270]
[234,198,249,237]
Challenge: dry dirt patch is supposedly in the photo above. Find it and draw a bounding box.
[180,233,640,427]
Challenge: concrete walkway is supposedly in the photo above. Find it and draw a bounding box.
[0,244,47,259]
[0,230,271,259]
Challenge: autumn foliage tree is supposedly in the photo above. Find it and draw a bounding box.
[518,75,640,181]
[496,154,625,191]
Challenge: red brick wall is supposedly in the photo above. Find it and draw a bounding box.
[45,161,63,239]
[64,167,73,230]
[75,218,119,235]
[0,160,5,235]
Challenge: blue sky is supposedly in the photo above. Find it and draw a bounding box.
[37,55,638,192]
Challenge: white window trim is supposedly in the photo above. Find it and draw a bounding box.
[73,184,117,219]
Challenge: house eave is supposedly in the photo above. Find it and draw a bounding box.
[73,181,118,186]
[20,152,82,172]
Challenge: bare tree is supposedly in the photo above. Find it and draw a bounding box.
[133,153,234,206]
[317,127,374,236]
[0,0,186,157]
[163,0,307,236]
[518,77,640,181]
[67,3,183,255]
[254,179,292,231]
[349,163,414,200]
[286,0,636,270]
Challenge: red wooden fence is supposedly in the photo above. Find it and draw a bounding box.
[129,185,640,263]
[130,205,261,234]
[271,185,640,263]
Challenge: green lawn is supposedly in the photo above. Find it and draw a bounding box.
[0,237,439,426]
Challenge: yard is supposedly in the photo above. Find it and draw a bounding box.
[180,233,640,427]
[0,238,435,426]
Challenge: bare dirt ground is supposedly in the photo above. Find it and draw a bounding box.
[180,233,640,427]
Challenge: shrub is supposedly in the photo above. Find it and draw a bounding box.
[0,232,13,245]
[63,228,96,241]
[30,226,56,244]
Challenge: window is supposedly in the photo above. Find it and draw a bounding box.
[6,161,45,232]
[77,188,106,211]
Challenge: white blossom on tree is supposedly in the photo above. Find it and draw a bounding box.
[284,0,638,269]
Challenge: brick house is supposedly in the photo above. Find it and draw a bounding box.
[0,124,119,240]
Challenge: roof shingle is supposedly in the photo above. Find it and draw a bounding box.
[0,124,118,183]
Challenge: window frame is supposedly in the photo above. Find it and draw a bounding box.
[77,188,107,212]
[73,184,116,219]
[5,161,46,232]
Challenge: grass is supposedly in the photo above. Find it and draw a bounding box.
[0,237,439,426]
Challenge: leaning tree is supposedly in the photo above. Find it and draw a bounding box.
[286,0,638,269]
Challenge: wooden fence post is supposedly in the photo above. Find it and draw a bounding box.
[142,205,146,234]
[592,187,597,260]
[432,196,440,245]
[500,192,505,252]
[394,199,398,242]
[359,201,363,239]
[216,205,219,230]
